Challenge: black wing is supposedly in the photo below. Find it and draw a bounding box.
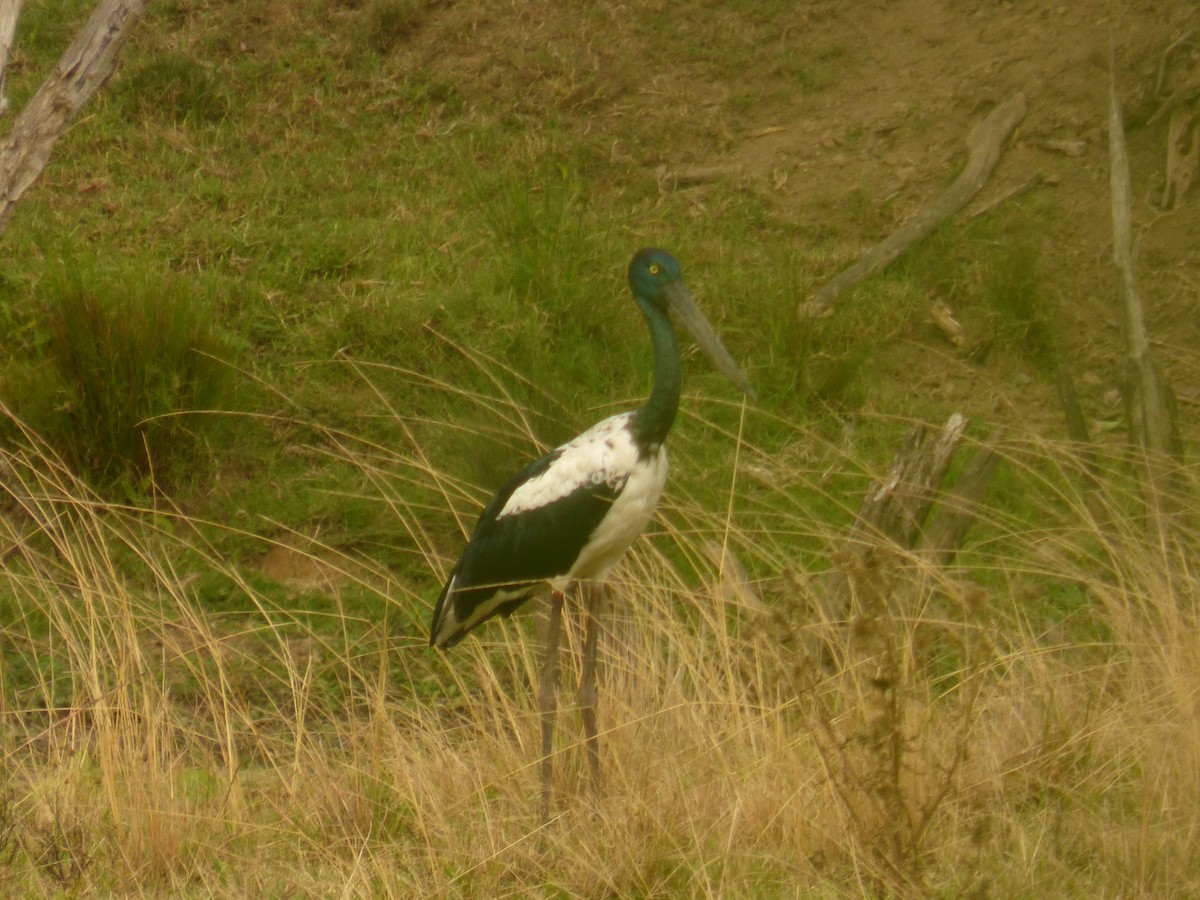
[429,450,623,647]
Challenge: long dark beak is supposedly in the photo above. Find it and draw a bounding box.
[664,281,756,400]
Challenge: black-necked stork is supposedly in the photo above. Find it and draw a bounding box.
[430,248,753,819]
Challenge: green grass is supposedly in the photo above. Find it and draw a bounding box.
[0,1,1198,895]
[118,52,228,124]
[0,257,240,495]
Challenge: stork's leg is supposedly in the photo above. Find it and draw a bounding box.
[578,582,605,793]
[539,590,565,822]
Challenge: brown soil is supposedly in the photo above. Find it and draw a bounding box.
[401,0,1200,436]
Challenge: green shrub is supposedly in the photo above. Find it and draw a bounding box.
[0,264,239,495]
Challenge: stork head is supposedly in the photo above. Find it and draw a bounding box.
[628,247,685,307]
[628,248,755,399]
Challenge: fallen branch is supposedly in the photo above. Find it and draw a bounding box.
[658,162,744,187]
[1108,51,1183,530]
[0,0,146,230]
[801,93,1027,318]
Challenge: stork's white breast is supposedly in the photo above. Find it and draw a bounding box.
[569,443,668,582]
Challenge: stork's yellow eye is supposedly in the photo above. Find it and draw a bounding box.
[648,263,661,275]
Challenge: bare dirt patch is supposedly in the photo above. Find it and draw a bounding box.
[404,0,1199,432]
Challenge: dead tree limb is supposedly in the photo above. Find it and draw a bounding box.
[792,412,1003,699]
[802,93,1027,319]
[1109,64,1180,457]
[0,1,22,117]
[851,412,969,549]
[818,414,1001,629]
[1108,55,1183,528]
[918,431,1002,568]
[966,171,1047,221]
[0,0,146,230]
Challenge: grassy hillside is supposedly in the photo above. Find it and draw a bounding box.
[1,1,1198,895]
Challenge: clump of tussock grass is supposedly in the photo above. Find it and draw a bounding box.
[363,0,427,54]
[118,52,227,124]
[0,261,239,497]
[980,238,1057,369]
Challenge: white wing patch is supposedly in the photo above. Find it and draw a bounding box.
[497,413,641,519]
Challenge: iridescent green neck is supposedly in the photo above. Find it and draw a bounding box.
[631,302,680,450]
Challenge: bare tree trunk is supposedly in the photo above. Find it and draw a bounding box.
[0,1,23,117]
[819,414,999,628]
[792,412,1001,707]
[918,432,1002,568]
[0,0,146,230]
[850,413,969,549]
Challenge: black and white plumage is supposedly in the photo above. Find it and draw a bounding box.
[429,411,667,648]
[429,248,752,819]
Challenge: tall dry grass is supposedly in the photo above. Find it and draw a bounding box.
[1,383,1199,896]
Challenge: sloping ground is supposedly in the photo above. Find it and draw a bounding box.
[397,0,1199,435]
